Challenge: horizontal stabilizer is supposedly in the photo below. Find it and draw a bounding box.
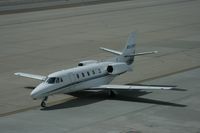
[124,51,158,57]
[100,47,122,55]
[91,84,174,90]
[14,72,46,81]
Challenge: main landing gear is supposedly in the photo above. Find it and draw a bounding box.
[41,96,48,107]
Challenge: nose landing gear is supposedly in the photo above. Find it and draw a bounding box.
[41,96,48,107]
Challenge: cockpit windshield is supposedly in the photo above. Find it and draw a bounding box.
[46,77,63,84]
[46,77,56,84]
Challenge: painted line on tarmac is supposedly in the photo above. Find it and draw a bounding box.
[134,65,200,84]
[0,97,76,117]
[0,0,131,15]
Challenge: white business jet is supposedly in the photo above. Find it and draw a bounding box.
[15,33,173,107]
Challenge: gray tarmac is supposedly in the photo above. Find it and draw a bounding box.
[0,68,200,133]
[0,0,200,132]
[0,0,128,14]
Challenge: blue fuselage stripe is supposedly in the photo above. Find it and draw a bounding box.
[47,73,110,94]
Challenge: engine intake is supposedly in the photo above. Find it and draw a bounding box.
[107,66,113,73]
[106,63,130,75]
[78,60,98,66]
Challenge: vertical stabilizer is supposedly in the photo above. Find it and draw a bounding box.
[101,32,136,65]
[117,32,136,65]
[122,32,136,56]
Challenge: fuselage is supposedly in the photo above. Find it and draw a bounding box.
[30,62,116,99]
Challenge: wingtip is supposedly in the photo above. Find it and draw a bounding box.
[14,72,20,75]
[171,88,187,91]
[154,51,158,54]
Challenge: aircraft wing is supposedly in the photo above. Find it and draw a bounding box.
[14,72,46,81]
[91,84,174,90]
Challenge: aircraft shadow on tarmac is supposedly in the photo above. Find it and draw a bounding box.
[41,88,187,111]
[25,86,35,90]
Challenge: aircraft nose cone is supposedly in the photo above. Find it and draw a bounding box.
[30,83,46,99]
[30,89,39,100]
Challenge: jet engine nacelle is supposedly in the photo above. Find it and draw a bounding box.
[107,63,130,75]
[78,60,98,66]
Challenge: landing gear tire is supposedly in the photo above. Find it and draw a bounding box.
[41,101,46,107]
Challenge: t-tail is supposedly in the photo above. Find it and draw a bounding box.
[100,32,157,65]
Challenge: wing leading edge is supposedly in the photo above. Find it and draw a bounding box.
[91,84,174,90]
[14,72,46,81]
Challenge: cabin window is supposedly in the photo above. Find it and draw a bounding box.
[98,68,101,73]
[76,74,79,79]
[82,73,85,77]
[60,78,63,82]
[92,70,95,75]
[87,71,90,76]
